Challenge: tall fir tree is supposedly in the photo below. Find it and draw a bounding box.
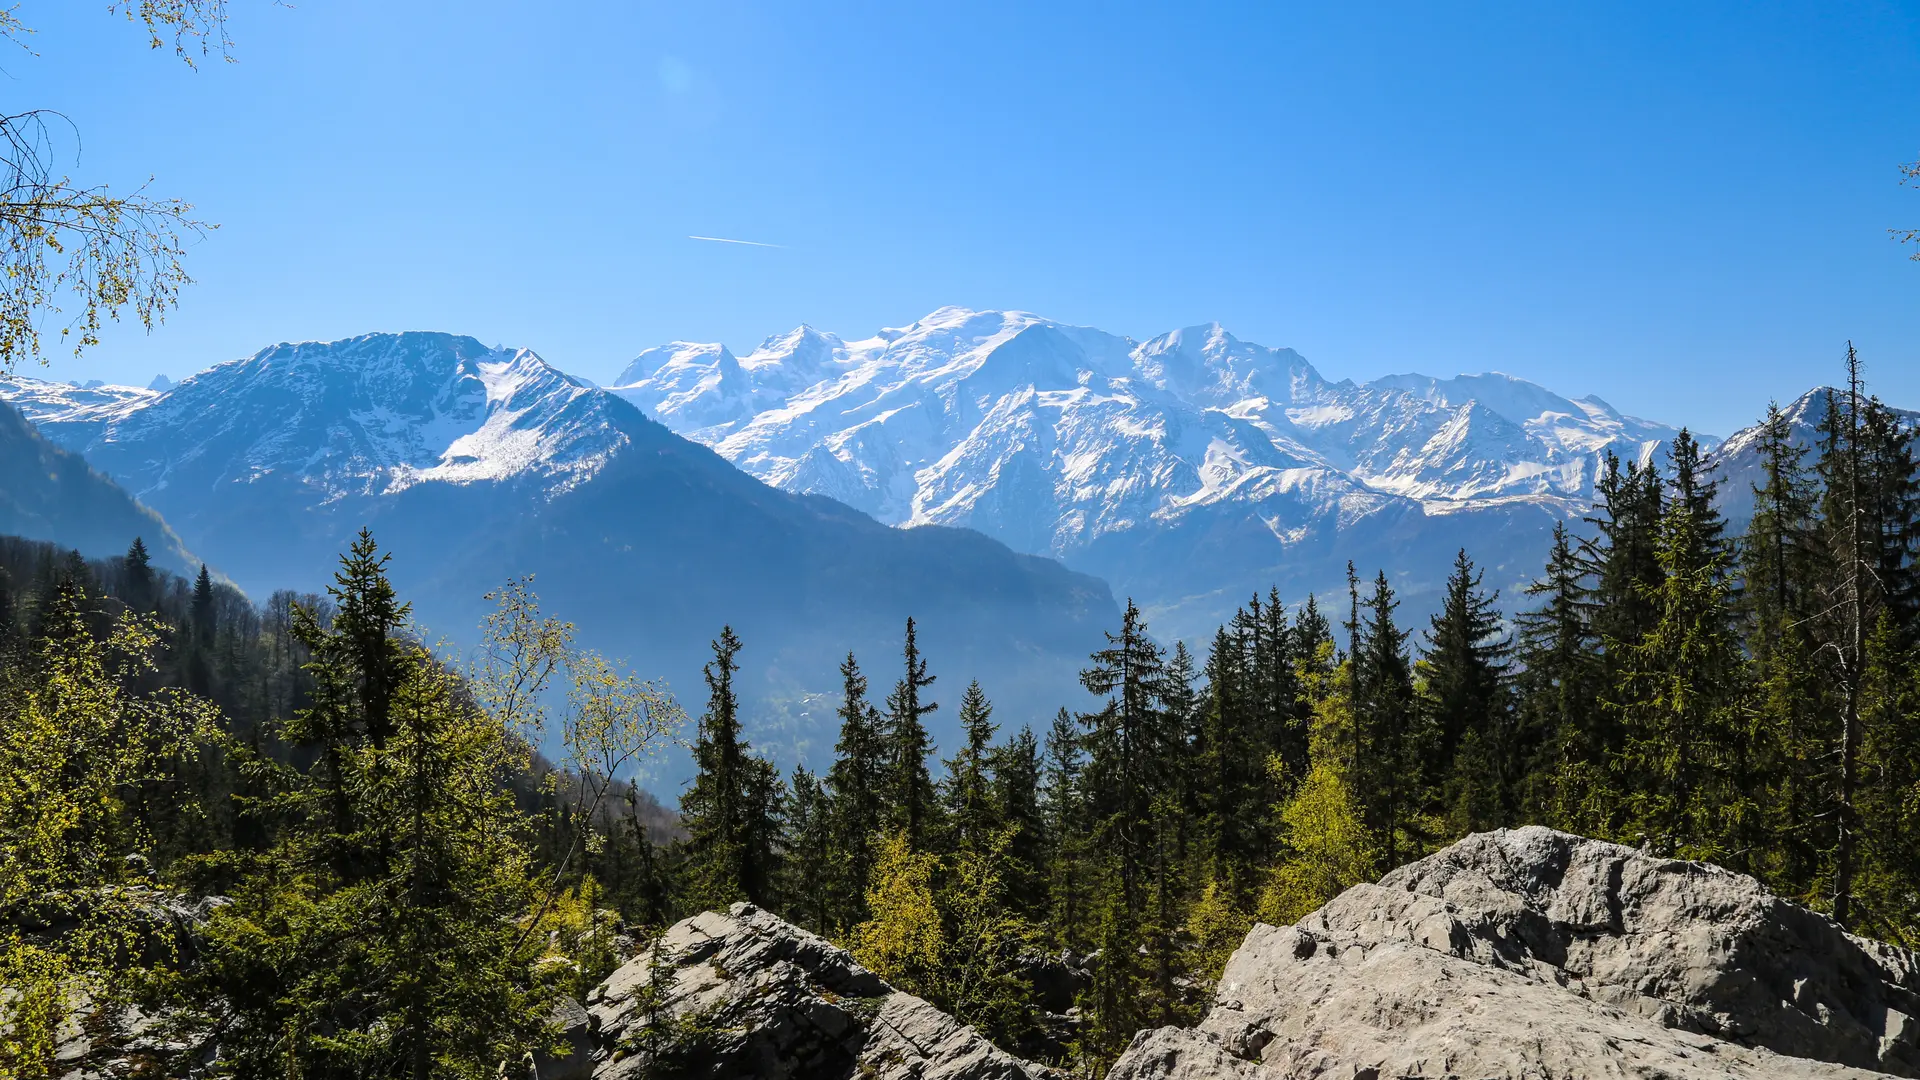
[206,536,552,1080]
[777,767,835,933]
[1420,549,1513,835]
[940,680,1000,855]
[1041,706,1090,950]
[1613,432,1748,861]
[1742,402,1828,897]
[989,725,1047,920]
[1077,599,1182,1062]
[884,617,940,848]
[1513,522,1600,828]
[824,651,887,931]
[679,627,784,913]
[124,536,154,612]
[1350,570,1421,869]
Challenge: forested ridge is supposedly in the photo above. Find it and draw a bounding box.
[5,364,1920,1078]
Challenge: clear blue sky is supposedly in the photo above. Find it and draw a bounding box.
[13,0,1920,437]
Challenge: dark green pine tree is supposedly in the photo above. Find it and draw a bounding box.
[824,651,887,930]
[1041,706,1091,949]
[124,536,154,612]
[1860,395,1920,639]
[1257,588,1307,786]
[679,626,785,913]
[777,766,835,933]
[286,529,415,864]
[1078,599,1178,1062]
[1809,350,1920,927]
[187,563,216,696]
[210,532,553,1079]
[940,679,1000,855]
[1421,549,1512,836]
[989,724,1047,920]
[1513,521,1601,829]
[1614,432,1748,862]
[1195,623,1259,899]
[1585,452,1667,658]
[191,563,215,645]
[1350,570,1421,869]
[1741,402,1827,898]
[883,617,940,848]
[303,530,413,749]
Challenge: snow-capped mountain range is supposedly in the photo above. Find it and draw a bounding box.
[606,307,1700,635]
[0,332,1117,767]
[2,310,1712,644]
[8,334,629,507]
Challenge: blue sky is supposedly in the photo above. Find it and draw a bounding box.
[12,0,1919,437]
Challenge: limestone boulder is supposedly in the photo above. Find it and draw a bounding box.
[1108,827,1920,1080]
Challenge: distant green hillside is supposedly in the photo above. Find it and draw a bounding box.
[0,397,198,577]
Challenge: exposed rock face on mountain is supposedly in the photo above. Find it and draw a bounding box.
[0,335,1116,768]
[1109,827,1920,1080]
[584,902,1054,1080]
[609,308,1695,636]
[0,396,197,576]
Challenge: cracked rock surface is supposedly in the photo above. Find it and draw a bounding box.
[586,902,1055,1080]
[1110,827,1920,1080]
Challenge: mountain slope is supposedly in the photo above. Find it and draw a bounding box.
[3,334,1115,764]
[608,307,1697,636]
[0,395,197,576]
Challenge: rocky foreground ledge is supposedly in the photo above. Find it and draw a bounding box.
[1112,826,1920,1080]
[552,826,1920,1080]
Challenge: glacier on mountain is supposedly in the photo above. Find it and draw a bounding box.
[3,333,631,505]
[1,311,1704,644]
[609,308,1688,548]
[607,307,1696,634]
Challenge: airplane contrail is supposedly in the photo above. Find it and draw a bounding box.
[688,235,784,248]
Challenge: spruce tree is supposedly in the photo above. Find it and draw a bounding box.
[940,680,1000,855]
[1742,403,1827,896]
[824,651,886,930]
[1514,521,1601,828]
[884,617,940,847]
[205,538,552,1079]
[1350,571,1420,869]
[1195,625,1257,894]
[989,725,1047,920]
[1040,706,1090,948]
[1077,599,1180,1060]
[778,767,834,933]
[1614,436,1747,861]
[1421,549,1512,835]
[124,537,154,612]
[679,627,784,912]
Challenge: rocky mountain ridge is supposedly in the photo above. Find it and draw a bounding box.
[0,334,1116,768]
[607,307,1698,637]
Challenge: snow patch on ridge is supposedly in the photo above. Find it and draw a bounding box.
[605,308,1698,563]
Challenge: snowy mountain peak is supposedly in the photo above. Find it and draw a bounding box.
[3,332,631,504]
[1134,323,1322,406]
[605,307,1692,567]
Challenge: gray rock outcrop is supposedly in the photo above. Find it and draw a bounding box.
[1110,826,1920,1080]
[585,902,1055,1080]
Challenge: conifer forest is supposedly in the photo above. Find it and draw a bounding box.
[5,366,1920,1078]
